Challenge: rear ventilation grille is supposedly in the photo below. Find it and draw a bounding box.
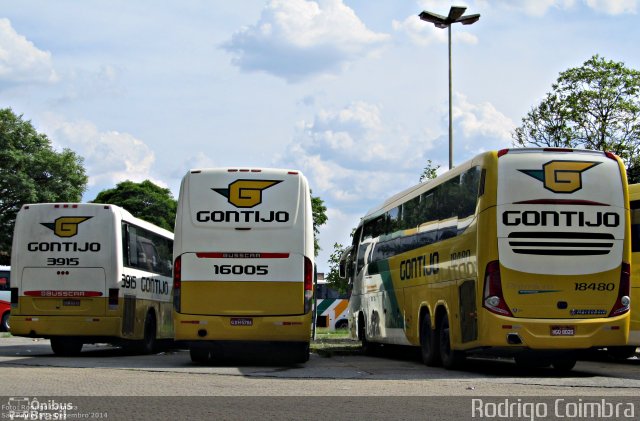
[508,232,614,256]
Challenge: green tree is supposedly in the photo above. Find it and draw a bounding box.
[92,180,177,231]
[513,55,640,181]
[325,242,349,294]
[0,108,87,264]
[419,159,440,182]
[311,194,327,257]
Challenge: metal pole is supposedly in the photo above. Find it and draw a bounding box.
[448,24,453,170]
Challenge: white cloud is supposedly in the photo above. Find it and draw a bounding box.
[585,0,638,14]
[473,0,636,16]
[222,0,389,82]
[279,101,442,211]
[39,114,161,190]
[295,101,437,171]
[0,18,58,86]
[453,93,515,141]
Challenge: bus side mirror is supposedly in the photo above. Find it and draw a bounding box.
[338,245,353,280]
[339,261,347,279]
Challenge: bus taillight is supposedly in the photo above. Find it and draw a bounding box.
[173,256,182,312]
[482,260,513,317]
[304,256,313,314]
[609,262,631,317]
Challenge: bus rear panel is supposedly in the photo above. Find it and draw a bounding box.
[173,168,314,362]
[488,149,630,349]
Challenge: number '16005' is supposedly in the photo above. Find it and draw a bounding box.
[213,264,268,275]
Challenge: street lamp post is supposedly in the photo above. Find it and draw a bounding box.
[419,6,480,170]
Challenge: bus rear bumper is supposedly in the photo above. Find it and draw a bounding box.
[173,312,311,343]
[479,312,629,349]
[9,315,121,338]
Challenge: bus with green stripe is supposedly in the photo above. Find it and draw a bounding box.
[315,276,349,330]
[340,148,631,371]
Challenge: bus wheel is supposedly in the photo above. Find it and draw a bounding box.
[139,312,157,355]
[514,353,550,369]
[420,312,440,367]
[50,337,83,356]
[359,315,376,355]
[293,343,310,363]
[1,312,9,332]
[551,355,577,373]
[438,315,465,370]
[190,348,210,363]
[334,319,348,330]
[607,346,637,361]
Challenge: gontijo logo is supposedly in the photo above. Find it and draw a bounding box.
[519,160,600,194]
[213,179,282,208]
[41,216,92,238]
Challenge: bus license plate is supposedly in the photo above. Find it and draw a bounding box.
[230,318,253,326]
[551,326,575,336]
[63,299,81,306]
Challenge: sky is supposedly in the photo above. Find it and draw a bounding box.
[1,0,639,272]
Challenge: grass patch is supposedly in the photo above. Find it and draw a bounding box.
[311,328,361,357]
[0,333,12,338]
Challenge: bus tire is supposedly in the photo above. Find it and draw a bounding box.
[514,352,550,369]
[551,356,577,372]
[50,337,83,356]
[139,312,157,355]
[420,312,440,367]
[334,319,348,330]
[190,348,211,363]
[359,314,376,355]
[1,312,9,332]
[293,342,310,363]
[438,314,465,370]
[607,346,637,361]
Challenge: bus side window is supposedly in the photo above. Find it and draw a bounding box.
[459,166,481,219]
[128,226,139,267]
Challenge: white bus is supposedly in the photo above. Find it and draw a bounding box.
[173,168,314,363]
[315,276,349,330]
[10,203,174,356]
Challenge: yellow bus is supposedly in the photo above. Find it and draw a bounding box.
[173,168,314,363]
[623,183,640,355]
[10,203,174,355]
[341,148,631,371]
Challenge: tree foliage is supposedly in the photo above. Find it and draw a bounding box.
[419,159,440,182]
[0,108,87,264]
[92,180,177,232]
[325,242,349,294]
[513,55,640,181]
[311,194,327,257]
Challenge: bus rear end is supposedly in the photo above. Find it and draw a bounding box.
[173,168,314,363]
[10,204,122,352]
[484,149,630,355]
